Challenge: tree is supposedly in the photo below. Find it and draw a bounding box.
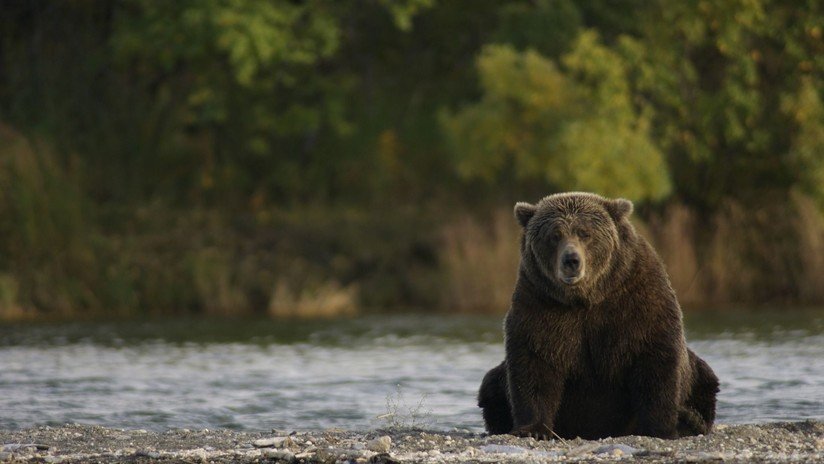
[441,32,670,202]
[111,0,346,203]
[623,0,824,209]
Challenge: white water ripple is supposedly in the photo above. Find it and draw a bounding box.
[0,312,822,431]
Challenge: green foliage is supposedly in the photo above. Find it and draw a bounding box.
[379,0,436,31]
[1,0,824,316]
[113,0,340,105]
[494,0,582,58]
[783,79,824,205]
[0,130,98,315]
[109,0,350,204]
[441,33,670,202]
[621,0,824,208]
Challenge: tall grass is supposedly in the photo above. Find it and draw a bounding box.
[0,129,432,319]
[643,194,824,308]
[191,247,249,316]
[792,193,824,303]
[639,204,703,306]
[1,127,822,319]
[441,209,520,312]
[0,126,98,319]
[440,197,824,313]
[268,280,358,318]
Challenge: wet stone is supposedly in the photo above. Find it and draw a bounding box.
[0,422,822,463]
[135,449,161,458]
[262,449,295,462]
[253,436,292,448]
[366,436,391,453]
[593,444,643,455]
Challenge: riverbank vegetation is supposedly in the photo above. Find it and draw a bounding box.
[1,1,822,319]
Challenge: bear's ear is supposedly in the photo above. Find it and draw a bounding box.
[604,198,633,222]
[514,202,537,228]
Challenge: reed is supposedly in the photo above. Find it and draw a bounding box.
[792,193,824,303]
[0,126,99,317]
[639,204,704,306]
[440,209,520,312]
[1,127,822,319]
[191,247,249,316]
[440,196,824,313]
[268,280,359,318]
[643,194,824,308]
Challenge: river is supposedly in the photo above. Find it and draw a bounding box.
[1,309,822,432]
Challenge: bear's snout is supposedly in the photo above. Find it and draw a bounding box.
[563,251,581,272]
[558,244,585,285]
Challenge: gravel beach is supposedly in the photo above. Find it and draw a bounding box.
[1,421,821,463]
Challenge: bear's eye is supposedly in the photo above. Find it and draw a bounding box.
[550,230,563,242]
[577,230,591,240]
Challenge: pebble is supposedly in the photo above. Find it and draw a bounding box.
[135,449,158,458]
[367,436,392,453]
[479,444,529,455]
[253,436,292,448]
[0,422,820,463]
[481,444,565,459]
[263,449,295,462]
[593,444,643,456]
[2,444,49,452]
[636,449,676,457]
[323,447,373,462]
[567,443,601,456]
[685,451,726,462]
[182,448,209,461]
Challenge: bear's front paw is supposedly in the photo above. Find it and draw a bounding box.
[511,423,554,440]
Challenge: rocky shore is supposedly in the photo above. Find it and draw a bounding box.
[1,421,822,463]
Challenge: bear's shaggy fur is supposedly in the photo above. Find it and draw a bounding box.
[478,192,719,440]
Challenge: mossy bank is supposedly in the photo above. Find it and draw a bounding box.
[1,422,822,463]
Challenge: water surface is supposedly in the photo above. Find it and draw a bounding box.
[1,309,822,431]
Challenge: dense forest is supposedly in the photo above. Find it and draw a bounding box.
[1,0,822,319]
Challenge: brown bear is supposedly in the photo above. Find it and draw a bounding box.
[478,192,719,440]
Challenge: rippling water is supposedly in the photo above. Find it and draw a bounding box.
[1,309,822,431]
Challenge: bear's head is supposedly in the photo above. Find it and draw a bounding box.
[514,192,636,305]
